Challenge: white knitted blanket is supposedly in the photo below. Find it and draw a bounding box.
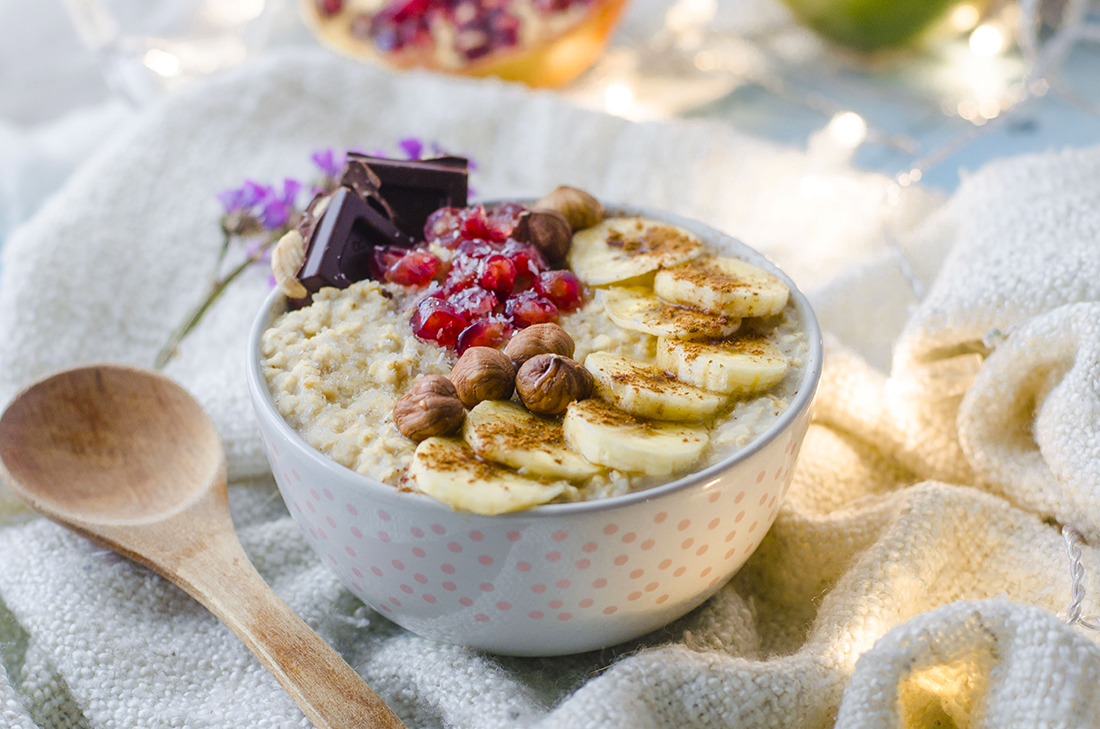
[1,51,1099,729]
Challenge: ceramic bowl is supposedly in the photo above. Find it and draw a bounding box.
[246,205,822,656]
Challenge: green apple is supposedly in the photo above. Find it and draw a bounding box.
[780,0,960,52]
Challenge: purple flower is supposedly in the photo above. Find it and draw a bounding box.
[217,180,275,213]
[217,187,244,212]
[398,137,424,160]
[259,178,302,230]
[311,149,347,179]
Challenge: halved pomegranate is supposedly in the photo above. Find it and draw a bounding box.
[302,0,630,88]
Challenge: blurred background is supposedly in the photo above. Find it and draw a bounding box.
[2,0,1099,251]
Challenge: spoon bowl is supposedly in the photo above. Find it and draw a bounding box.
[0,364,404,729]
[0,366,220,524]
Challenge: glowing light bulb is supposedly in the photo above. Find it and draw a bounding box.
[826,112,867,149]
[969,25,1004,57]
[604,83,634,116]
[144,48,181,77]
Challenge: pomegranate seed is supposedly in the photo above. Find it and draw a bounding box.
[370,245,410,280]
[501,240,547,277]
[535,270,584,311]
[410,297,467,346]
[456,318,513,355]
[461,205,509,243]
[425,206,466,247]
[448,286,497,319]
[379,0,430,23]
[318,0,343,15]
[479,254,517,294]
[487,202,527,234]
[385,251,441,286]
[456,238,496,258]
[511,274,535,293]
[505,290,558,328]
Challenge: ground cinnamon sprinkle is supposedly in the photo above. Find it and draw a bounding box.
[576,398,659,434]
[416,439,505,480]
[606,222,700,259]
[610,367,678,393]
[476,412,568,451]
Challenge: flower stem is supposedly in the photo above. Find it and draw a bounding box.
[154,236,278,370]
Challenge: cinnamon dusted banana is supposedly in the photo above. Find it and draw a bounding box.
[654,256,789,318]
[584,351,727,421]
[600,287,740,339]
[463,400,602,481]
[656,334,788,395]
[569,217,704,286]
[562,399,708,476]
[408,437,568,515]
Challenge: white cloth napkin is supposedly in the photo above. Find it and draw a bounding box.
[2,50,1099,729]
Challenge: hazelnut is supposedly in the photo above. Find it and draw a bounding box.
[449,347,516,407]
[505,323,575,367]
[515,354,594,416]
[534,186,605,231]
[393,375,465,441]
[512,209,572,263]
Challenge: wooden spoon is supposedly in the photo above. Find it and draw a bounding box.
[0,365,405,729]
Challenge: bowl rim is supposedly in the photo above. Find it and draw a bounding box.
[247,202,824,519]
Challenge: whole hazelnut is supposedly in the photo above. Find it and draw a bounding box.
[515,354,594,416]
[512,209,572,263]
[449,347,516,407]
[393,375,465,441]
[534,186,605,231]
[505,323,575,367]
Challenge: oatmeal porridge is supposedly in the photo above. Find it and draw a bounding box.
[261,187,809,514]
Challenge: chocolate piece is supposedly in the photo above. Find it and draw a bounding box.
[296,191,332,244]
[345,154,468,240]
[338,157,397,221]
[297,187,416,294]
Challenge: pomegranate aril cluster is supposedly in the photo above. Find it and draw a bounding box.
[378,202,584,353]
[324,0,597,61]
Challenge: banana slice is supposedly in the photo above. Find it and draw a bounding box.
[601,287,741,339]
[657,334,788,395]
[569,217,705,286]
[562,399,709,476]
[654,256,790,318]
[463,400,602,481]
[408,437,567,515]
[584,351,727,421]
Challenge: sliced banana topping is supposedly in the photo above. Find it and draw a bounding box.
[562,399,709,476]
[601,287,741,339]
[569,217,705,286]
[408,437,568,515]
[584,351,727,421]
[657,334,788,395]
[654,255,790,318]
[463,400,602,481]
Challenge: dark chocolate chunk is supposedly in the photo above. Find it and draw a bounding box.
[345,154,468,240]
[296,191,331,244]
[338,157,397,221]
[297,187,416,294]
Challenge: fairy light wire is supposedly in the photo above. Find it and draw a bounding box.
[1060,525,1100,631]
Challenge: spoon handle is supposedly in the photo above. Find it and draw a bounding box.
[162,527,406,729]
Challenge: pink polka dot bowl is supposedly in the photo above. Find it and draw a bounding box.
[246,205,822,656]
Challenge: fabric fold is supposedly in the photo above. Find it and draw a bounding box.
[2,49,1100,729]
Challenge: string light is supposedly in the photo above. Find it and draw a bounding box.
[826,112,868,149]
[144,48,182,77]
[603,83,635,116]
[950,3,982,32]
[969,25,1005,57]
